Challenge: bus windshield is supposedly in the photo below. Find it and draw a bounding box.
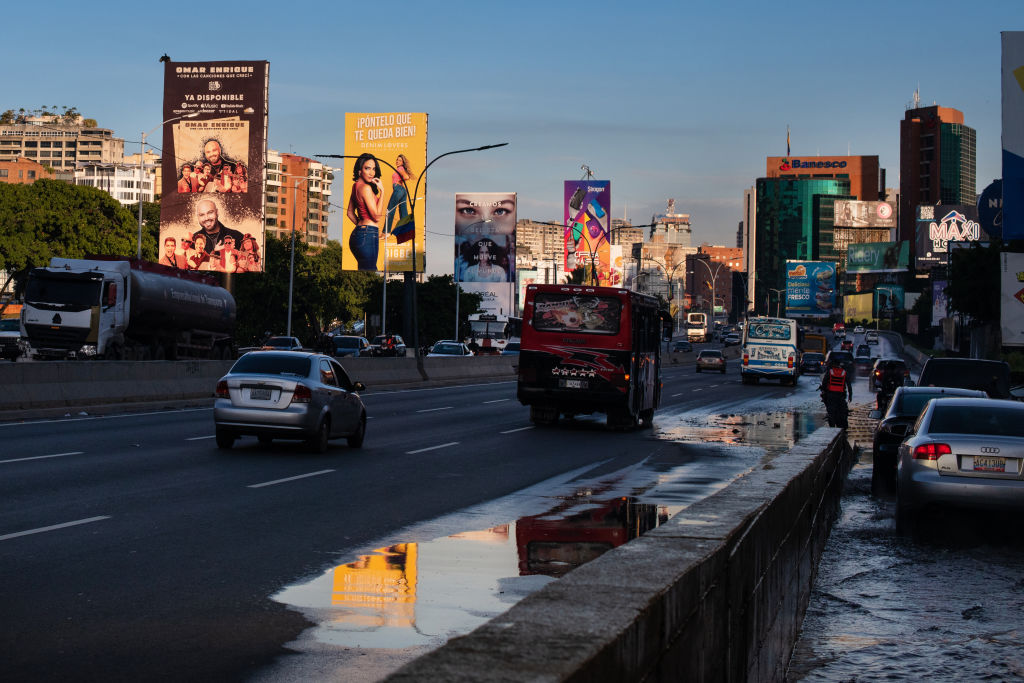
[745,320,793,341]
[468,320,507,339]
[531,293,621,334]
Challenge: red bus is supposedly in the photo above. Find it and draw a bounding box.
[517,284,663,429]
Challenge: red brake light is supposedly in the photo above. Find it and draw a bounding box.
[742,352,749,366]
[913,443,951,460]
[215,380,229,398]
[291,384,312,404]
[787,355,794,368]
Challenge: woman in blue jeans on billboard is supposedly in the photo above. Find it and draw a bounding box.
[346,153,386,270]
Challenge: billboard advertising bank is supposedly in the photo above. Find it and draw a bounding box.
[785,260,835,317]
[160,60,269,274]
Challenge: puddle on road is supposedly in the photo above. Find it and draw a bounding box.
[659,409,825,462]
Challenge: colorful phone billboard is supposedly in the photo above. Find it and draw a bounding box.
[564,181,611,284]
[159,60,269,273]
[342,113,428,272]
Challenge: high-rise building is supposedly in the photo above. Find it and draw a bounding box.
[899,104,976,242]
[72,163,157,206]
[650,199,692,246]
[265,151,334,247]
[0,116,124,171]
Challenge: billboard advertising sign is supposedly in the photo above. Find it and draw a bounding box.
[914,204,984,270]
[160,60,269,273]
[784,260,835,317]
[932,279,949,323]
[455,192,516,316]
[874,285,904,316]
[833,200,896,229]
[564,181,611,284]
[342,113,428,272]
[844,293,873,323]
[1001,252,1024,345]
[847,241,909,273]
[978,179,1003,239]
[1003,32,1024,240]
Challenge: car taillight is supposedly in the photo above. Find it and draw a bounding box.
[215,380,229,398]
[290,384,312,404]
[913,443,951,460]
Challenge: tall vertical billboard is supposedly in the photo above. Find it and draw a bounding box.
[1003,32,1024,240]
[342,113,428,272]
[564,181,611,284]
[454,192,516,315]
[160,60,269,273]
[785,261,835,317]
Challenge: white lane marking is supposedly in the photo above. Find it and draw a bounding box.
[500,426,534,434]
[248,469,335,489]
[407,442,459,454]
[671,393,684,398]
[484,399,510,404]
[0,516,110,542]
[416,407,453,413]
[0,451,83,465]
[186,435,215,441]
[0,407,211,428]
[692,388,703,392]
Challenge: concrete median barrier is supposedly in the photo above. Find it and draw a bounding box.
[386,427,852,682]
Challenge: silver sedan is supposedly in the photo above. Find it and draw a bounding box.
[897,397,1024,527]
[214,351,366,452]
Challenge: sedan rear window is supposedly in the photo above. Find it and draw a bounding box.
[231,354,311,377]
[930,405,1024,437]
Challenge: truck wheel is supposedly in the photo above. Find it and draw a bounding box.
[215,428,235,450]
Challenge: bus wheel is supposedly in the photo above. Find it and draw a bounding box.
[530,405,559,426]
[608,408,637,431]
[639,408,654,428]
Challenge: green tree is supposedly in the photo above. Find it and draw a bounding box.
[0,179,141,298]
[0,110,14,124]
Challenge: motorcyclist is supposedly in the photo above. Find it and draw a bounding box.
[819,355,853,428]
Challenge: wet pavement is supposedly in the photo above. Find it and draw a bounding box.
[787,451,1024,681]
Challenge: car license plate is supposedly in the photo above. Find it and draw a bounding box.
[250,388,272,400]
[973,456,1005,472]
[559,379,587,389]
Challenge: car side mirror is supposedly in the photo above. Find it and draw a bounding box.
[868,409,882,420]
[353,381,366,392]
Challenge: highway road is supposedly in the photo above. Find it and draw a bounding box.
[0,353,820,681]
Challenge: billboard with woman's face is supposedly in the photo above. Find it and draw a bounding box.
[455,192,516,315]
[342,113,428,272]
[160,60,268,274]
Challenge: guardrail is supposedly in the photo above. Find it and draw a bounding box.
[0,356,518,412]
[387,428,852,682]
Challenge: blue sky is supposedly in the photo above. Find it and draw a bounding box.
[5,0,1018,274]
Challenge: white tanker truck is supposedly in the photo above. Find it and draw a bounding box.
[21,257,236,360]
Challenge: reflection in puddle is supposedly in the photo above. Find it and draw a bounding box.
[660,410,824,459]
[273,492,669,650]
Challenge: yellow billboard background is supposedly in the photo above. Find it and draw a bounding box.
[844,293,874,323]
[342,113,428,272]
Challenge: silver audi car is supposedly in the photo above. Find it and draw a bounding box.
[214,351,366,452]
[897,397,1024,527]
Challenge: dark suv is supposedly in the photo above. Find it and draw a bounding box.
[824,350,855,376]
[917,357,1011,399]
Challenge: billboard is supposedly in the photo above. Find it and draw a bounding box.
[455,192,516,315]
[784,260,835,317]
[1001,252,1024,345]
[833,200,896,229]
[874,285,904,316]
[1003,32,1024,240]
[844,293,873,323]
[932,279,949,323]
[914,204,984,270]
[846,241,909,273]
[160,60,269,273]
[342,113,428,272]
[564,181,611,284]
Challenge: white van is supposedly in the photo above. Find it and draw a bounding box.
[740,317,799,386]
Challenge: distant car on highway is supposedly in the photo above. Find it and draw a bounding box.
[0,318,24,361]
[671,340,693,353]
[426,340,474,357]
[825,350,855,376]
[696,349,726,373]
[896,397,1024,529]
[865,329,879,344]
[871,358,910,391]
[261,336,303,351]
[853,325,865,334]
[800,351,825,374]
[213,351,367,452]
[370,334,407,357]
[869,386,986,493]
[840,339,853,351]
[331,335,371,358]
[500,341,520,356]
[722,333,741,347]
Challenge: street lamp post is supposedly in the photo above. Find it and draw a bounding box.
[768,288,786,317]
[137,113,198,259]
[318,143,507,361]
[694,257,725,326]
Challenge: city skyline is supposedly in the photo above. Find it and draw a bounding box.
[3,0,1016,275]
